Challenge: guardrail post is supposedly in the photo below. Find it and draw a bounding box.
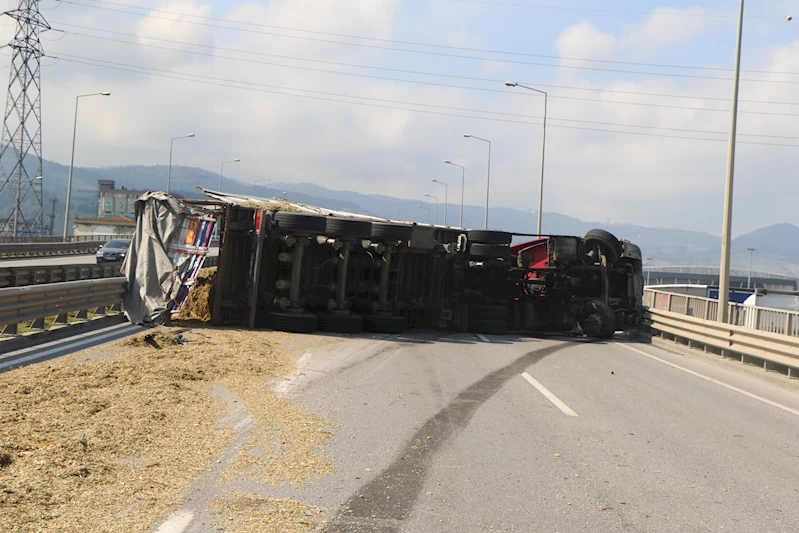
[54,313,68,324]
[667,293,673,312]
[109,303,122,312]
[30,317,45,330]
[2,323,17,335]
[94,305,106,316]
[75,309,88,320]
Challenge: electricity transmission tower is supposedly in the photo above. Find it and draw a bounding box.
[0,0,50,238]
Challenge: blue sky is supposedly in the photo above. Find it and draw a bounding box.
[0,0,796,235]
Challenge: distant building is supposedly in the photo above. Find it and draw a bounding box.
[97,179,182,218]
[73,215,136,238]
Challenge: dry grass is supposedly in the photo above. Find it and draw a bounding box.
[176,267,216,322]
[0,327,333,533]
[212,493,326,533]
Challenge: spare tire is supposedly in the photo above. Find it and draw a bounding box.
[467,230,512,245]
[469,243,511,260]
[274,212,326,234]
[324,217,372,239]
[370,223,413,242]
[584,229,623,263]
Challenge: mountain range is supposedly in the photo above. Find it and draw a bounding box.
[2,159,797,278]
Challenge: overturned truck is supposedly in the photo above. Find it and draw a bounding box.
[201,190,645,339]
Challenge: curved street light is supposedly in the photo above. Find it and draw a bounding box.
[253,178,270,195]
[167,133,196,194]
[63,91,111,240]
[417,204,430,223]
[431,179,448,226]
[444,160,465,227]
[219,158,241,193]
[463,134,491,229]
[505,82,547,235]
[424,194,439,224]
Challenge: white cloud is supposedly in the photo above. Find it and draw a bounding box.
[620,7,714,52]
[554,20,616,60]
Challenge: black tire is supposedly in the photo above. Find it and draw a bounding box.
[584,229,623,263]
[469,305,509,320]
[467,230,512,245]
[324,217,372,239]
[469,243,511,260]
[363,314,407,334]
[274,212,326,234]
[317,313,363,334]
[370,223,414,242]
[268,311,318,333]
[468,319,508,335]
[580,300,616,339]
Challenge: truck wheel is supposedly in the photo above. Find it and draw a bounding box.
[274,212,326,233]
[468,319,508,335]
[370,223,414,242]
[324,217,372,239]
[469,243,511,260]
[363,314,407,334]
[467,230,512,245]
[584,229,623,263]
[469,305,509,320]
[580,300,616,339]
[268,311,318,333]
[317,313,363,334]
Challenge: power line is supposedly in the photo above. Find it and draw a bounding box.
[58,0,798,75]
[56,24,799,107]
[51,53,799,148]
[55,0,799,84]
[433,0,781,19]
[58,30,799,118]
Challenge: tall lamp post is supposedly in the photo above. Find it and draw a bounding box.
[431,179,448,226]
[645,256,653,286]
[63,91,111,240]
[717,0,746,323]
[417,204,430,223]
[166,133,195,194]
[505,82,547,235]
[253,178,270,195]
[444,160,465,227]
[424,194,438,224]
[219,158,241,193]
[463,134,491,229]
[747,247,757,289]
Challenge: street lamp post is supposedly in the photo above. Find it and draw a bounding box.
[167,133,196,194]
[253,178,270,195]
[219,158,241,193]
[444,160,465,227]
[63,92,111,240]
[463,134,491,229]
[718,0,746,323]
[417,204,430,223]
[424,194,438,224]
[747,247,756,289]
[431,179,448,226]
[505,82,547,235]
[645,256,653,286]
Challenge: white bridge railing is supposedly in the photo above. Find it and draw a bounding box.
[644,288,799,377]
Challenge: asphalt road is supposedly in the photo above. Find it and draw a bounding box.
[238,331,799,533]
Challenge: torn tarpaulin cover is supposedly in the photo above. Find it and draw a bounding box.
[122,191,216,326]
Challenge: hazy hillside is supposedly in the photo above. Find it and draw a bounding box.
[2,160,798,278]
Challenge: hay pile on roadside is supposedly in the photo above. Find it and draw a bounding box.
[177,267,216,322]
[212,493,325,533]
[0,328,332,533]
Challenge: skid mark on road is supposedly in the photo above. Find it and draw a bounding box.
[618,343,799,418]
[324,340,579,533]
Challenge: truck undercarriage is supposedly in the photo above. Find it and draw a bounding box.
[202,192,644,339]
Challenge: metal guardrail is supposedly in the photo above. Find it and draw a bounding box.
[0,263,123,288]
[0,277,126,335]
[0,241,104,258]
[644,288,799,376]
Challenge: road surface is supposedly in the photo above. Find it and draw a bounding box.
[229,332,798,533]
[0,247,218,268]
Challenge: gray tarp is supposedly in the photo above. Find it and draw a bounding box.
[123,192,209,325]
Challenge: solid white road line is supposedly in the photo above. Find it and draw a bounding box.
[153,510,194,533]
[476,333,490,343]
[618,343,799,418]
[521,371,579,417]
[0,324,140,371]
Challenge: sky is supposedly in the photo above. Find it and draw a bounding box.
[0,0,796,235]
